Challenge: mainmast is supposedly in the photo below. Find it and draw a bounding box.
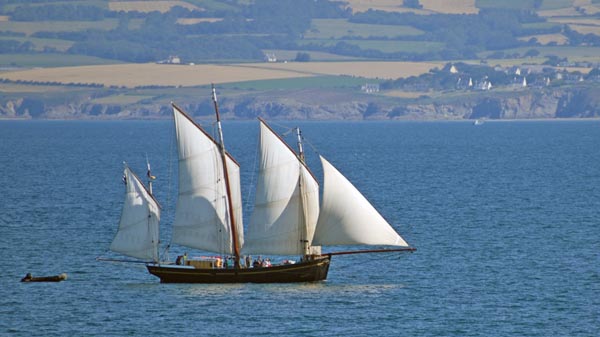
[295,126,310,256]
[296,127,305,163]
[211,84,241,269]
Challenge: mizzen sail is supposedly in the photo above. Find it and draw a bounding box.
[243,120,319,255]
[170,105,243,254]
[313,156,408,247]
[110,165,161,261]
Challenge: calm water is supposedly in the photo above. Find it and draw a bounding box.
[0,120,598,336]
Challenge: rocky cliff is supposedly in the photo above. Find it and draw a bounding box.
[1,86,599,120]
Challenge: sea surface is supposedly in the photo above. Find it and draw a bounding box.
[0,119,598,336]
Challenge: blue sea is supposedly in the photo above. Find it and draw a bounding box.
[1,119,598,336]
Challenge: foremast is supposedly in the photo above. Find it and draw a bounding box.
[211,84,241,269]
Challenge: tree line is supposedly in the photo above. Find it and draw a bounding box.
[2,1,599,63]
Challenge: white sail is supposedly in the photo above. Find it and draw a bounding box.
[243,121,319,255]
[313,156,408,247]
[171,105,243,254]
[111,166,160,261]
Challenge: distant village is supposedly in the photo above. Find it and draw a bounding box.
[156,53,599,95]
[376,60,600,94]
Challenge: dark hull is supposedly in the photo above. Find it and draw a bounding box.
[21,273,67,282]
[146,256,330,283]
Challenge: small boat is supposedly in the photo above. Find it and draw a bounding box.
[109,85,415,283]
[21,273,67,282]
[473,119,484,125]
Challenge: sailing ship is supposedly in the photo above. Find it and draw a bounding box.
[110,86,415,283]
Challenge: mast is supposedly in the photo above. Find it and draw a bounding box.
[211,84,241,268]
[296,127,305,163]
[146,155,154,195]
[295,127,310,256]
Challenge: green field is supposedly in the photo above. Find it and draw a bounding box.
[0,36,73,52]
[305,19,423,39]
[476,0,539,9]
[522,22,562,30]
[219,75,372,91]
[481,46,600,59]
[1,1,108,12]
[0,53,121,67]
[13,1,107,7]
[299,39,445,54]
[180,0,239,11]
[0,19,118,36]
[91,94,154,104]
[261,49,361,61]
[539,0,574,10]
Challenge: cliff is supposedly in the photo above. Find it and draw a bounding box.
[1,86,599,120]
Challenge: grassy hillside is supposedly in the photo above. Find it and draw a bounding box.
[0,0,597,66]
[0,0,598,120]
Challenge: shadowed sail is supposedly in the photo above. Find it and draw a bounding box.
[243,120,319,255]
[110,165,161,261]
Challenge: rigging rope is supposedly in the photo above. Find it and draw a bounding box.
[268,121,321,156]
[300,135,321,157]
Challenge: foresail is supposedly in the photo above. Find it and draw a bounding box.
[171,105,243,254]
[111,166,160,261]
[313,156,408,247]
[243,121,319,255]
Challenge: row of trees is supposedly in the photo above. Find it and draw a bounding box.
[0,40,35,53]
[3,1,600,63]
[8,4,108,21]
[348,8,555,58]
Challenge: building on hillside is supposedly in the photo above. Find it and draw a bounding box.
[264,53,277,62]
[157,55,182,64]
[361,83,380,93]
[476,79,492,91]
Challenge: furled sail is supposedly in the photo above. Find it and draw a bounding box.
[313,156,408,247]
[171,105,244,254]
[111,165,161,261]
[243,120,319,255]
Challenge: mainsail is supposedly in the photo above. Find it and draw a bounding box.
[110,165,161,261]
[243,120,319,255]
[313,156,408,247]
[170,104,244,254]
